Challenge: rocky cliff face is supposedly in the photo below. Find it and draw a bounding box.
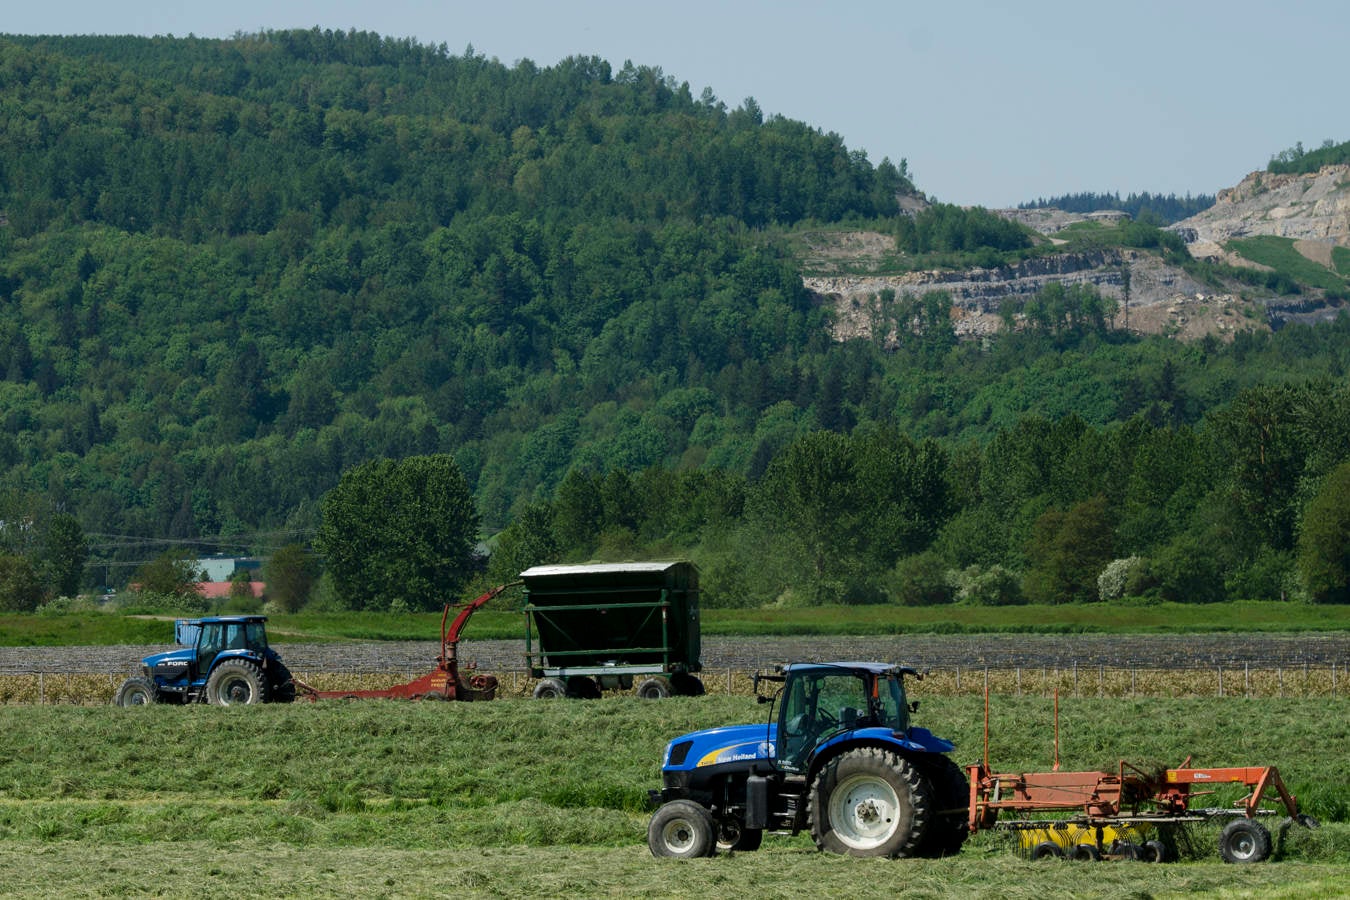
[1173,164,1350,257]
[805,166,1350,344]
[805,247,1223,341]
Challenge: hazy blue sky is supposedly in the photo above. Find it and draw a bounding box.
[6,1,1345,207]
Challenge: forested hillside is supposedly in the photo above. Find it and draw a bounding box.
[1,29,1348,611]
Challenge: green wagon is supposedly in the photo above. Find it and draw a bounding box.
[520,561,703,699]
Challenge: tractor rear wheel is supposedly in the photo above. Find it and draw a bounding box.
[113,676,159,707]
[917,757,970,857]
[1218,819,1271,863]
[206,659,269,705]
[532,677,567,699]
[648,800,717,858]
[809,748,932,858]
[269,661,297,703]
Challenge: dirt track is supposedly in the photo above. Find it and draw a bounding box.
[3,633,1347,675]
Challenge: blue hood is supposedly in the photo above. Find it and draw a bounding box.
[144,647,196,668]
[663,723,777,771]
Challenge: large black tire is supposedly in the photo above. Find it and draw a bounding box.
[809,748,932,858]
[1070,842,1101,861]
[565,676,602,699]
[1031,841,1065,860]
[636,676,672,699]
[205,659,270,705]
[113,676,159,707]
[670,672,705,696]
[269,661,297,703]
[532,677,567,699]
[716,819,764,853]
[648,800,717,858]
[916,756,971,858]
[1140,839,1169,863]
[1218,818,1272,863]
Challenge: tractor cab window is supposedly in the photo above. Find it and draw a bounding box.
[197,624,225,670]
[777,671,870,771]
[876,674,911,733]
[244,621,268,651]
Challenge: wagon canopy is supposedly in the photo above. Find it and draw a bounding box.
[520,561,701,673]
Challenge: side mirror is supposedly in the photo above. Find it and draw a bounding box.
[909,701,920,713]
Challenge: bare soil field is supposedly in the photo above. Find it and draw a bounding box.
[4,633,1347,676]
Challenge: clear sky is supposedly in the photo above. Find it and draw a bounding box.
[5,0,1345,208]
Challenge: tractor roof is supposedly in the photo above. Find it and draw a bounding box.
[782,661,919,678]
[182,616,268,625]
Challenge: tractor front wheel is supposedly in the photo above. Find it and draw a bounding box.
[1218,818,1271,863]
[648,800,716,858]
[113,676,159,707]
[206,659,269,705]
[809,748,932,858]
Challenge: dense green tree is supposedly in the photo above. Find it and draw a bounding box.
[1022,496,1115,604]
[0,554,44,612]
[1297,461,1350,603]
[486,502,559,586]
[263,543,320,613]
[131,550,203,598]
[36,512,87,597]
[750,431,863,603]
[315,454,480,611]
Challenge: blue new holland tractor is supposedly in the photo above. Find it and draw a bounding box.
[648,662,969,859]
[113,615,296,706]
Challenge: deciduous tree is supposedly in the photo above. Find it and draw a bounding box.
[315,454,480,611]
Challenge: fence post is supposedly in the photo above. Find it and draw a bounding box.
[1217,666,1224,698]
[39,673,44,706]
[1016,667,1022,697]
[955,667,961,692]
[1073,662,1078,697]
[1130,668,1136,697]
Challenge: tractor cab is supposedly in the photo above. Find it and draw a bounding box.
[177,617,270,677]
[761,662,925,772]
[773,663,914,771]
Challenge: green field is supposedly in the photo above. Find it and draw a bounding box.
[4,600,1350,647]
[1,694,1346,897]
[1227,235,1350,292]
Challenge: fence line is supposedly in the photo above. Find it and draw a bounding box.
[2,663,1347,705]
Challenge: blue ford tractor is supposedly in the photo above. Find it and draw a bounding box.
[647,662,969,859]
[113,615,296,706]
